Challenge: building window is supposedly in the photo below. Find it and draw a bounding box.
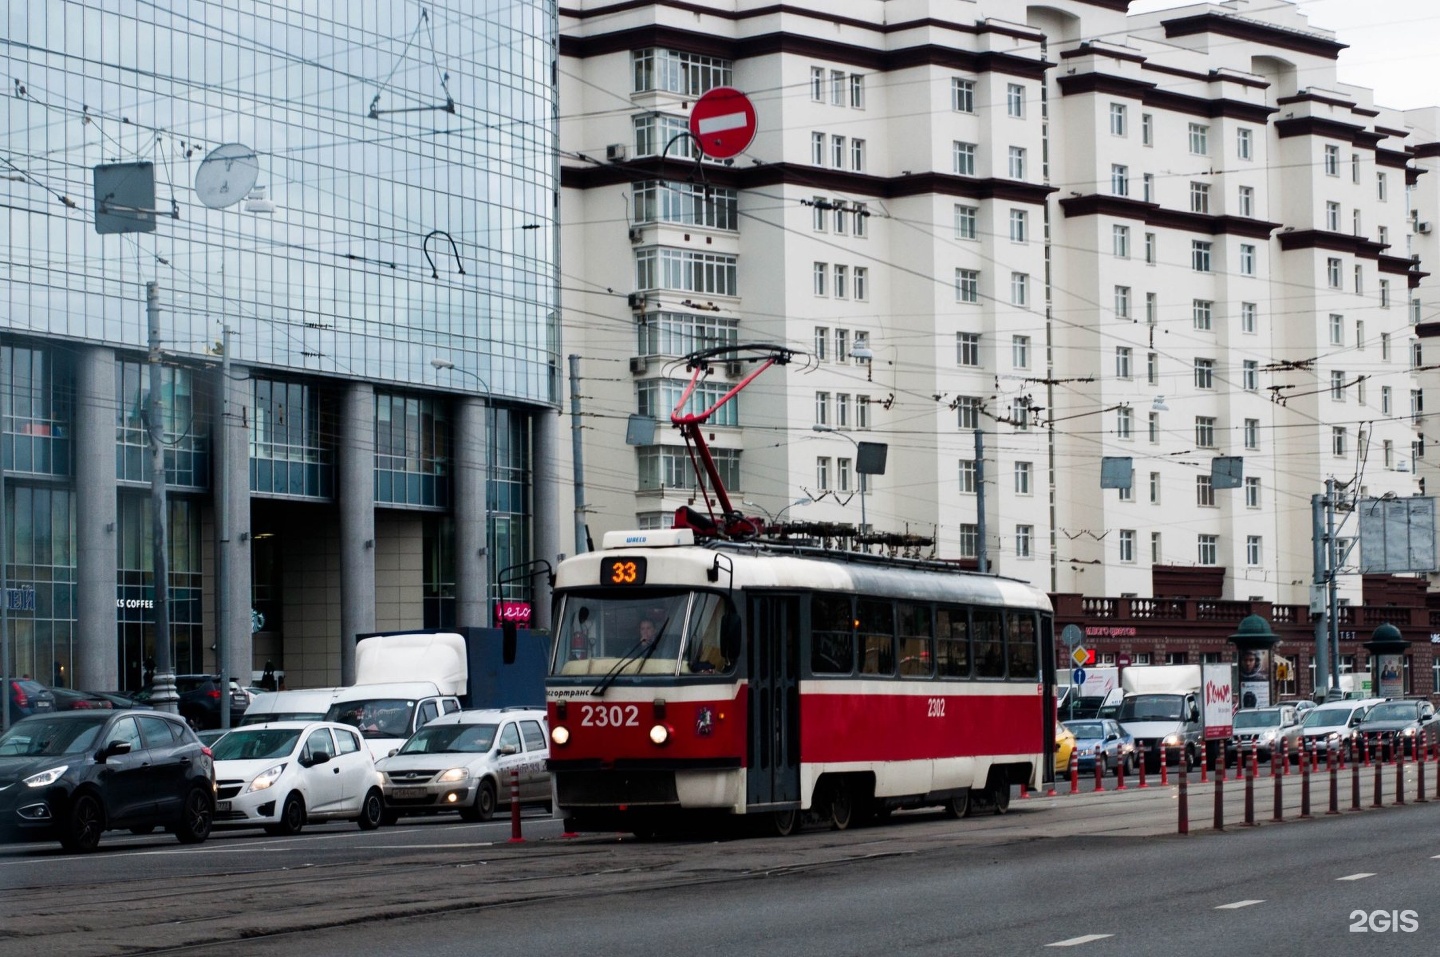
[858,396,871,429]
[1116,347,1133,379]
[1012,335,1030,369]
[1331,370,1346,401]
[634,112,698,160]
[1113,225,1130,258]
[957,333,980,367]
[1147,352,1158,385]
[811,196,827,232]
[1015,461,1032,494]
[1015,525,1033,559]
[1148,410,1160,443]
[1382,386,1392,414]
[1193,299,1213,330]
[1007,146,1026,180]
[1151,532,1162,562]
[1411,388,1424,423]
[953,142,976,176]
[1332,426,1347,457]
[838,457,852,492]
[1357,320,1366,349]
[813,262,827,296]
[1010,273,1029,306]
[1243,362,1258,392]
[850,138,866,171]
[1237,127,1252,160]
[1144,232,1156,264]
[952,78,975,113]
[637,311,740,357]
[1354,264,1363,295]
[1189,182,1210,213]
[1146,293,1158,325]
[1198,536,1218,566]
[955,269,980,303]
[958,524,978,558]
[1384,439,1394,469]
[831,134,845,167]
[835,329,850,362]
[850,73,865,108]
[1352,153,1362,183]
[957,458,977,493]
[1244,417,1259,449]
[1009,209,1028,243]
[634,180,738,229]
[1141,112,1153,146]
[1239,244,1255,275]
[816,456,830,489]
[1149,472,1161,503]
[1012,397,1031,431]
[633,48,732,95]
[1194,358,1214,389]
[1382,332,1391,360]
[373,393,451,508]
[1120,529,1136,563]
[1191,241,1212,272]
[635,247,738,295]
[813,327,829,360]
[1377,171,1388,201]
[1245,476,1260,508]
[1007,83,1025,117]
[1327,258,1342,288]
[834,264,848,299]
[1380,279,1391,308]
[813,392,830,426]
[955,204,977,239]
[854,203,868,238]
[836,393,851,427]
[1111,164,1129,196]
[1326,201,1341,231]
[1238,185,1254,217]
[1195,416,1216,448]
[811,131,825,165]
[1246,536,1262,567]
[1329,314,1344,345]
[1324,144,1340,176]
[1142,173,1155,203]
[1115,286,1131,320]
[1110,103,1127,136]
[1188,123,1208,155]
[956,396,981,430]
[1116,405,1133,439]
[809,66,824,101]
[1196,476,1215,507]
[1241,302,1257,334]
[854,268,868,301]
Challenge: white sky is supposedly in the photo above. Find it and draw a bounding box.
[1126,0,1440,112]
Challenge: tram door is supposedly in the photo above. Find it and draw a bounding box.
[746,594,801,809]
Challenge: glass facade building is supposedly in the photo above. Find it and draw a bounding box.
[1,1,560,692]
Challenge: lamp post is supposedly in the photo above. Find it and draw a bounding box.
[431,357,495,624]
[742,496,810,527]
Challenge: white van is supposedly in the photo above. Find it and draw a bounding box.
[239,689,339,725]
[319,682,462,760]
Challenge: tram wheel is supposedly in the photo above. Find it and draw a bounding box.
[989,780,1011,815]
[943,789,969,819]
[827,781,854,831]
[771,809,798,837]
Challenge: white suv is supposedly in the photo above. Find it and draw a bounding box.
[376,708,549,823]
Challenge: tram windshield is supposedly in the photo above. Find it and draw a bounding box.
[551,590,738,678]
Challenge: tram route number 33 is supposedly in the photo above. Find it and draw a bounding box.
[579,704,640,727]
[927,698,946,717]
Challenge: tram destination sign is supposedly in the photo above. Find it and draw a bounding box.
[600,556,648,587]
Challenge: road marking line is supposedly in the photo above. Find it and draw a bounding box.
[697,112,747,135]
[1336,873,1376,881]
[1045,935,1114,947]
[1215,900,1265,909]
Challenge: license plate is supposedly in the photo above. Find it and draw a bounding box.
[216,800,231,812]
[391,787,427,799]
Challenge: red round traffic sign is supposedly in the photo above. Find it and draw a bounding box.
[688,87,757,160]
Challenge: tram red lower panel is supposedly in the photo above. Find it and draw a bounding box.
[799,688,1042,763]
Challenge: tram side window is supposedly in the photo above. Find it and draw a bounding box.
[1007,612,1038,679]
[857,598,895,676]
[683,593,738,674]
[935,606,970,677]
[896,602,934,678]
[972,607,1005,678]
[811,594,855,674]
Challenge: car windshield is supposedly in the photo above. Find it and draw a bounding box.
[1301,708,1352,730]
[1364,702,1420,722]
[397,723,497,755]
[326,699,417,739]
[1233,710,1282,730]
[211,728,302,761]
[1118,695,1182,721]
[0,716,106,756]
[1065,722,1104,739]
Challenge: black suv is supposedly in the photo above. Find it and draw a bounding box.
[0,710,215,851]
[135,675,248,730]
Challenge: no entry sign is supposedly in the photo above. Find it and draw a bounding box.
[688,87,757,160]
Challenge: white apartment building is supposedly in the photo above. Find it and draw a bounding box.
[559,0,1436,613]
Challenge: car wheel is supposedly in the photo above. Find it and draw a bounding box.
[1124,753,1135,774]
[175,786,214,844]
[1102,754,1112,777]
[460,780,497,822]
[356,788,384,830]
[943,790,970,819]
[59,792,105,853]
[381,808,400,827]
[264,793,305,836]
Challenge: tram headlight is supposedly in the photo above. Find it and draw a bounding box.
[551,726,570,746]
[649,724,670,746]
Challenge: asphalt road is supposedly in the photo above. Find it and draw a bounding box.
[3,786,1437,957]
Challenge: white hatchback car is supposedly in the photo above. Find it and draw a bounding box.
[212,721,385,835]
[376,708,549,823]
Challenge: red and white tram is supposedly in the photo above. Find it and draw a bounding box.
[546,527,1056,836]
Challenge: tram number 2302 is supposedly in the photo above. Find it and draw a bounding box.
[927,698,946,718]
[579,703,640,727]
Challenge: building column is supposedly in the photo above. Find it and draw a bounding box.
[453,396,489,628]
[339,383,376,684]
[531,408,562,630]
[218,364,253,683]
[74,346,118,691]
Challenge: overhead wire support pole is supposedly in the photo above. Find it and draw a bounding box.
[1326,477,1342,699]
[568,355,589,554]
[0,347,8,733]
[1312,492,1331,700]
[215,326,232,728]
[147,282,177,715]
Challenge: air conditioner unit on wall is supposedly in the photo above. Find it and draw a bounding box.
[1419,221,1432,234]
[629,356,648,375]
[605,143,627,162]
[629,226,643,243]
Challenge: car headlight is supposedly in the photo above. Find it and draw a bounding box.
[436,767,469,784]
[23,766,67,788]
[1163,734,1181,746]
[1403,728,1417,737]
[248,763,286,793]
[1259,731,1277,744]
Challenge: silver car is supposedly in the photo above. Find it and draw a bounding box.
[1228,705,1303,763]
[376,708,550,823]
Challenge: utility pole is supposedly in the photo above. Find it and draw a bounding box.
[1325,477,1342,699]
[568,354,589,554]
[1311,492,1331,700]
[147,282,177,714]
[215,326,232,728]
[1,349,8,733]
[974,429,988,574]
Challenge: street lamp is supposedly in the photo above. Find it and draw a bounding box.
[812,424,888,538]
[742,496,811,526]
[430,358,496,623]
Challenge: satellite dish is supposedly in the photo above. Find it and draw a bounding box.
[194,144,259,209]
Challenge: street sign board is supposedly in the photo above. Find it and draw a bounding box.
[1072,667,1087,686]
[1116,652,1132,668]
[1060,623,1084,648]
[1070,645,1089,668]
[689,87,757,159]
